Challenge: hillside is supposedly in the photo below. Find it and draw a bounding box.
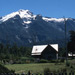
[0,9,75,47]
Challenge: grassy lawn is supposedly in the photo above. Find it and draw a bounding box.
[5,59,75,74]
[5,63,66,74]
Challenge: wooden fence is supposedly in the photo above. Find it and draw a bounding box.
[0,72,75,75]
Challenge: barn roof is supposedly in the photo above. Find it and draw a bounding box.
[31,44,58,55]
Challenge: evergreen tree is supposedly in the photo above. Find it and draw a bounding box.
[67,30,75,57]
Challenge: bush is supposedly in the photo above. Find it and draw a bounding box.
[44,68,51,75]
[0,64,15,73]
[50,60,58,63]
[66,62,70,67]
[60,59,65,62]
[61,68,67,73]
[70,65,73,68]
[39,59,48,63]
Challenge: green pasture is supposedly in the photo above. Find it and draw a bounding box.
[5,59,75,74]
[5,63,66,74]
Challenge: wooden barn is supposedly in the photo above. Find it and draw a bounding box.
[31,44,58,60]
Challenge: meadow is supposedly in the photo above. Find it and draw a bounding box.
[5,61,75,74]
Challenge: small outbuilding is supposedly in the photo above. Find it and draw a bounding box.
[31,44,58,60]
[68,53,75,57]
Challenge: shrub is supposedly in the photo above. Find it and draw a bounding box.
[66,62,70,67]
[50,60,59,63]
[60,59,65,62]
[0,64,15,73]
[44,68,51,75]
[39,59,48,63]
[62,68,67,73]
[70,65,73,68]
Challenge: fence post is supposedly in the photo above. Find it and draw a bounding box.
[50,72,53,75]
[72,72,74,75]
[64,72,67,75]
[28,71,31,75]
[61,73,64,75]
[58,73,62,75]
[21,72,25,75]
[69,72,71,75]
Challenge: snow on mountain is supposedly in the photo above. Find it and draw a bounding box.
[0,9,69,25]
[0,9,36,24]
[0,9,69,24]
[43,17,68,22]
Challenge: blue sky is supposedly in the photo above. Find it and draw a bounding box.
[0,0,75,18]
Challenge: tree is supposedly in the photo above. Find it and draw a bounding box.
[0,43,4,53]
[0,64,15,73]
[67,30,75,58]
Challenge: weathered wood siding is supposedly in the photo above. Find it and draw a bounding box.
[41,45,57,60]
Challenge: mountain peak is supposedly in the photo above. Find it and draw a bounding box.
[18,9,33,18]
[0,9,34,22]
[18,9,30,13]
[18,9,32,15]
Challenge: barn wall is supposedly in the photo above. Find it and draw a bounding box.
[41,45,57,60]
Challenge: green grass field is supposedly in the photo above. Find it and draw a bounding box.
[5,63,67,74]
[5,59,75,74]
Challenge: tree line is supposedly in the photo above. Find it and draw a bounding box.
[56,30,75,58]
[0,43,32,60]
[0,30,75,61]
[67,30,75,57]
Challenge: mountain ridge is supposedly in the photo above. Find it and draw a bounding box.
[0,9,75,47]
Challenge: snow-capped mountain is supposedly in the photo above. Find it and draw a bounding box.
[0,9,75,47]
[0,9,36,24]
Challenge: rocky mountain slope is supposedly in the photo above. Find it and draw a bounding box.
[0,9,75,47]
